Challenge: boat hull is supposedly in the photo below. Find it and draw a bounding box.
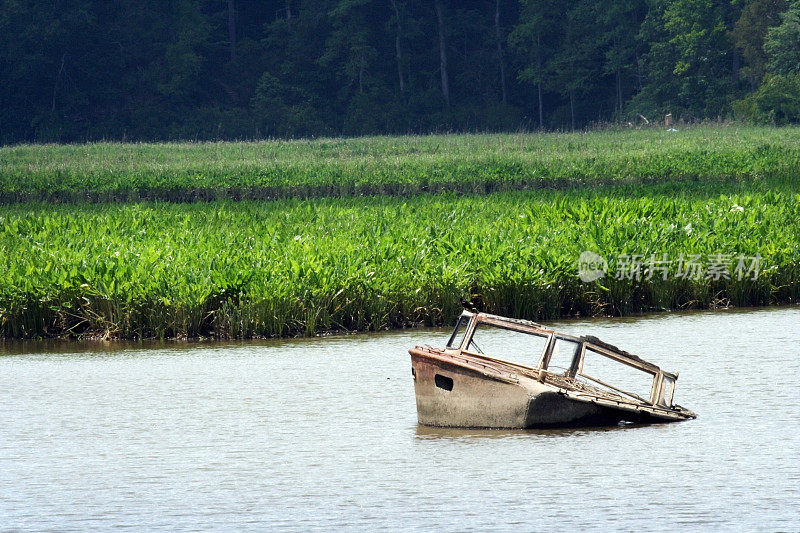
[411,347,684,429]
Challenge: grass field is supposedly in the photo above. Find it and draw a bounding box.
[2,127,800,202]
[1,177,798,339]
[1,126,799,339]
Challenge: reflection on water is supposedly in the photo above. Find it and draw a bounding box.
[1,307,799,531]
[414,422,642,440]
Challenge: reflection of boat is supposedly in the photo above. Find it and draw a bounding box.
[410,311,697,429]
[414,424,635,440]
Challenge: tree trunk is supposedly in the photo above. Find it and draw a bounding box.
[286,0,292,31]
[359,53,364,94]
[390,0,405,94]
[52,51,66,113]
[537,82,543,129]
[494,0,507,105]
[228,0,237,61]
[434,0,450,107]
[536,34,543,129]
[632,9,642,92]
[732,48,740,84]
[569,90,575,131]
[612,32,622,117]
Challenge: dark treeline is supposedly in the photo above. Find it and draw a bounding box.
[2,0,800,143]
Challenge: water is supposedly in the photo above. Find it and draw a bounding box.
[1,307,798,531]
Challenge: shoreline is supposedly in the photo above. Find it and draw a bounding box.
[1,303,796,343]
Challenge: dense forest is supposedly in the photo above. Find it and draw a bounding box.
[2,0,800,143]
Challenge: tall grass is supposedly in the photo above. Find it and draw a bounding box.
[2,127,800,202]
[1,179,798,339]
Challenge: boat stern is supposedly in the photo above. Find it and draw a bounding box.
[410,346,531,429]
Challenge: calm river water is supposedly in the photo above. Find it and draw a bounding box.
[1,307,799,531]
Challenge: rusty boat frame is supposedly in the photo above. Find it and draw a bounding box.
[410,311,697,428]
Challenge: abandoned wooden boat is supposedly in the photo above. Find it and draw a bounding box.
[410,311,696,428]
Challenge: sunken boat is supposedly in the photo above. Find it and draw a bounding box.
[410,311,696,428]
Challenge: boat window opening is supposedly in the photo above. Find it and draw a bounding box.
[659,376,675,407]
[546,337,581,375]
[446,315,470,349]
[467,323,549,365]
[434,374,454,391]
[578,347,656,403]
[467,336,484,354]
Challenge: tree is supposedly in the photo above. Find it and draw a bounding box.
[732,1,800,124]
[733,71,800,123]
[634,0,741,119]
[434,0,451,107]
[321,0,380,96]
[251,72,328,137]
[152,1,211,103]
[548,1,603,130]
[227,0,237,61]
[764,2,800,75]
[0,0,96,140]
[495,0,508,104]
[597,0,647,118]
[389,0,406,94]
[730,0,787,89]
[7,0,800,143]
[259,1,337,134]
[509,0,560,128]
